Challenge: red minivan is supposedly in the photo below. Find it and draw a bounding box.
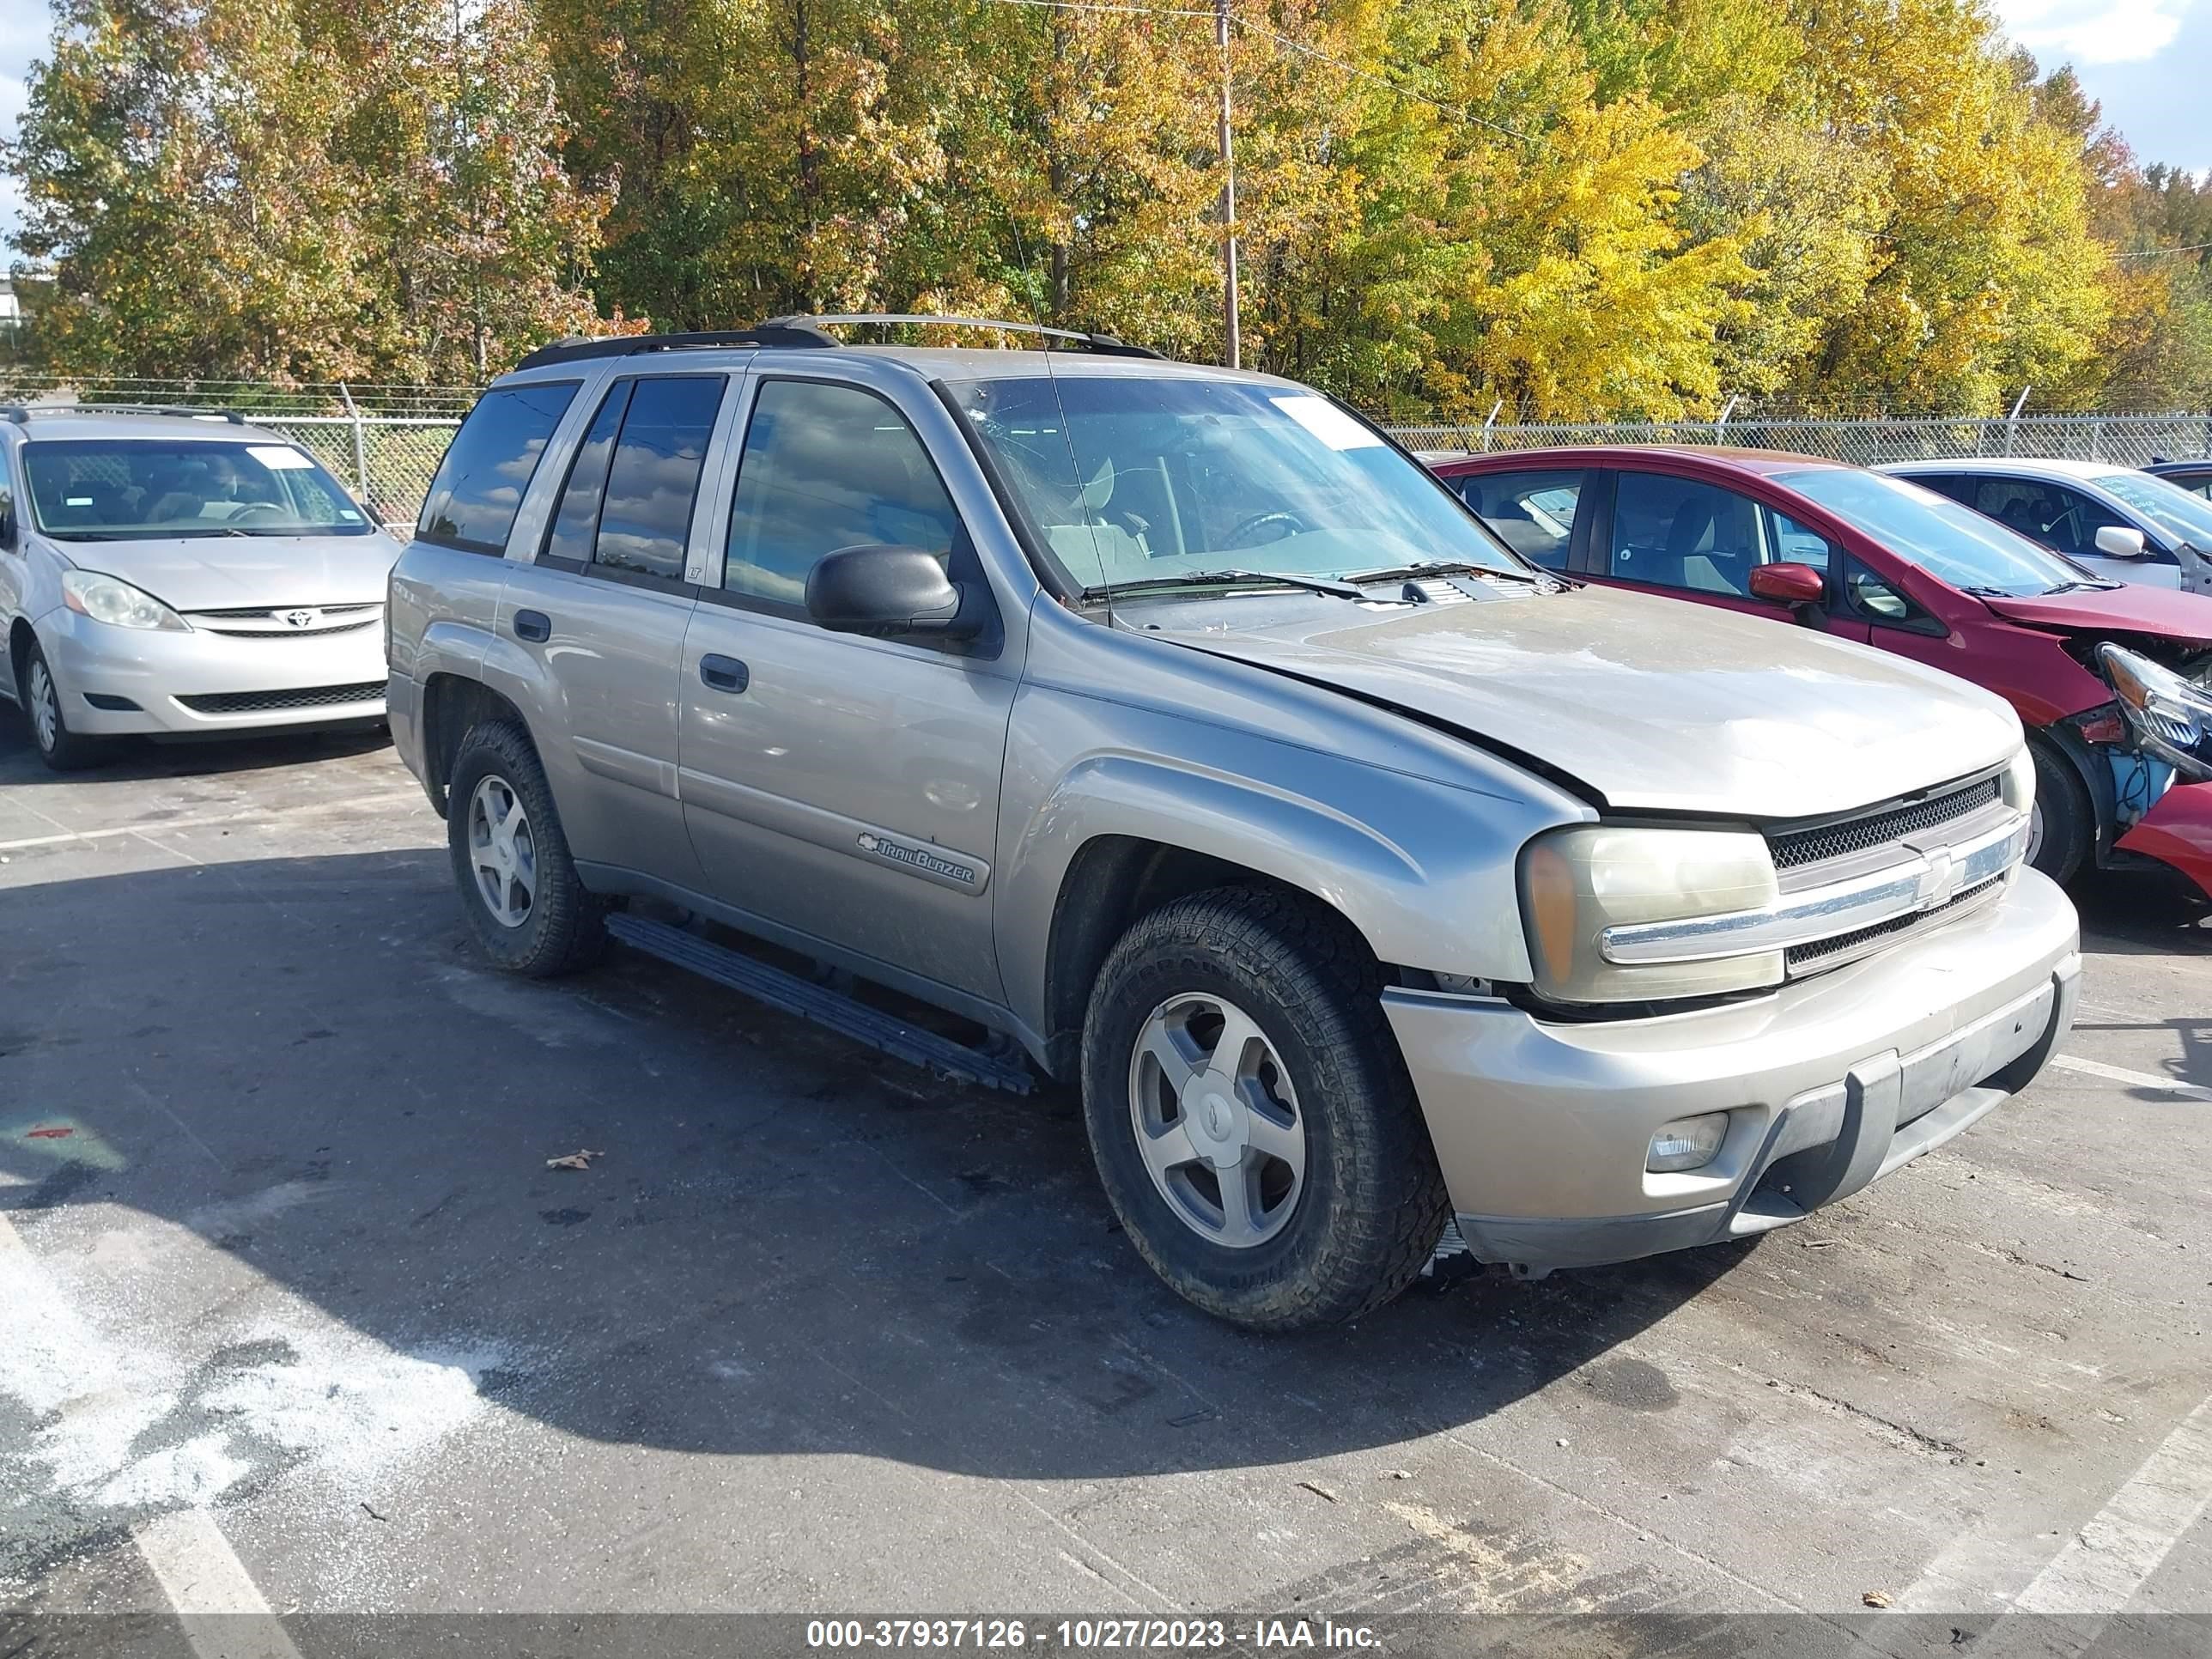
[1429,447,2212,896]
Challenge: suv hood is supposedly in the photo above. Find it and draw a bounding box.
[1978,583,2212,645]
[49,533,402,611]
[1151,583,2021,818]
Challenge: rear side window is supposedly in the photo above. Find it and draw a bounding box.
[1455,469,1583,570]
[417,383,578,554]
[593,377,725,580]
[541,382,633,566]
[1607,471,1762,596]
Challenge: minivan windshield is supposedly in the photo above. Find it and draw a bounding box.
[22,439,375,541]
[2097,469,2212,550]
[945,374,1527,595]
[1778,467,2098,598]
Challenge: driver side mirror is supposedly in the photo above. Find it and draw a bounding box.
[806,544,983,641]
[2094,525,2149,559]
[1747,562,1825,605]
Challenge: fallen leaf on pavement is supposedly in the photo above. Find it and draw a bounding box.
[546,1149,605,1171]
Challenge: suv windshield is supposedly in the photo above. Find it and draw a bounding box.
[22,439,375,541]
[1779,467,2094,597]
[2097,469,2212,550]
[945,374,1525,595]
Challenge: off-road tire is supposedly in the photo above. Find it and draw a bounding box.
[18,640,106,772]
[1080,884,1449,1331]
[446,719,608,976]
[2027,738,2092,885]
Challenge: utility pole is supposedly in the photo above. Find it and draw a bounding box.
[1215,0,1240,368]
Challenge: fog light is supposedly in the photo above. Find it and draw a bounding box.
[1647,1112,1729,1173]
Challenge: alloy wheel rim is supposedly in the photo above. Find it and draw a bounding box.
[2026,798,2045,866]
[467,775,537,929]
[1127,991,1306,1249]
[27,660,58,752]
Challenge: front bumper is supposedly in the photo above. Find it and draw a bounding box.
[38,607,388,735]
[1387,868,2081,1275]
[2115,779,2212,900]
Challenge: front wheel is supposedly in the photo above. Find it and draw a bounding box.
[1079,884,1449,1331]
[2025,738,2092,885]
[18,641,106,772]
[445,720,607,976]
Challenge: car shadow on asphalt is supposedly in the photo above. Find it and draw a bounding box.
[0,848,1748,1504]
[0,704,392,785]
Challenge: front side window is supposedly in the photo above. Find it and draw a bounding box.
[2098,470,2212,553]
[1607,471,1762,595]
[24,439,376,543]
[417,382,577,554]
[723,379,962,609]
[1777,468,2095,598]
[592,376,725,580]
[946,374,1523,593]
[1456,469,1584,570]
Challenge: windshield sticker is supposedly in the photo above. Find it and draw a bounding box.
[65,496,92,507]
[247,445,314,470]
[1270,395,1383,451]
[338,508,363,521]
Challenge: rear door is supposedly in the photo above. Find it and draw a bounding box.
[676,371,1017,1003]
[495,371,733,885]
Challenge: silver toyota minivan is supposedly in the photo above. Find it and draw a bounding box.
[0,407,399,769]
[386,319,2081,1331]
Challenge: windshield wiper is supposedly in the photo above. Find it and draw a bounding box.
[1340,558,1544,585]
[1082,568,1368,603]
[2046,578,2122,593]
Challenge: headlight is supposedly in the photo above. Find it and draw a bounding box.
[61,570,190,631]
[1518,825,1782,1005]
[2100,643,2212,781]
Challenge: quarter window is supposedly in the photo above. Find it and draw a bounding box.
[418,382,578,554]
[1764,507,1835,569]
[593,376,725,580]
[1607,471,1762,596]
[723,380,962,610]
[1455,469,1583,570]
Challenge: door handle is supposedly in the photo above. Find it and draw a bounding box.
[513,609,550,643]
[700,653,749,694]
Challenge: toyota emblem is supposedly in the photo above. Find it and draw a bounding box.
[280,609,319,629]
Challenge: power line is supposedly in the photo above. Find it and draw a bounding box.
[2115,240,2212,259]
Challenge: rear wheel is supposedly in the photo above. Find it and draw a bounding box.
[1079,884,1449,1331]
[445,720,607,976]
[18,641,106,772]
[2025,738,2092,885]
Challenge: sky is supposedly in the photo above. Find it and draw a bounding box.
[0,0,2203,258]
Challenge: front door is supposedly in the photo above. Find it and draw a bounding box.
[677,374,1016,1003]
[496,371,731,884]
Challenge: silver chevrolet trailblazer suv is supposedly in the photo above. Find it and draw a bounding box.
[387,318,2081,1331]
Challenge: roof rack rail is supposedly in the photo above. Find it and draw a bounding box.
[797,313,1167,360]
[511,323,843,373]
[0,402,249,424]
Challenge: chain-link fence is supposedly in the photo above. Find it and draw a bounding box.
[1386,411,2212,467]
[0,373,469,526]
[6,371,2211,528]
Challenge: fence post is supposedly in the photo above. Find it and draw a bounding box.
[1713,395,1736,445]
[337,382,369,500]
[1480,399,1502,453]
[2005,386,2030,458]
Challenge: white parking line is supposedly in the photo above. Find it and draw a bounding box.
[0,792,422,855]
[2012,1394,2212,1613]
[2052,1054,2211,1103]
[0,1211,301,1656]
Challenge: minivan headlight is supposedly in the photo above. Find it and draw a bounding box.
[1518,825,1782,1005]
[61,569,190,632]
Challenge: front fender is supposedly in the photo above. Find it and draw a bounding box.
[994,681,1587,1043]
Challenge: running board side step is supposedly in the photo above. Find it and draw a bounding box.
[605,914,1035,1095]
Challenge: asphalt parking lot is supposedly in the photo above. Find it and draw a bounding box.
[3,715,2210,1650]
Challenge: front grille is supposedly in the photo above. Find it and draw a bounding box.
[178,682,385,714]
[1785,876,2003,972]
[188,602,381,619]
[185,603,383,638]
[1766,775,2000,871]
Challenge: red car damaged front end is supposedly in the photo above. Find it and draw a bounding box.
[2095,642,2212,896]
